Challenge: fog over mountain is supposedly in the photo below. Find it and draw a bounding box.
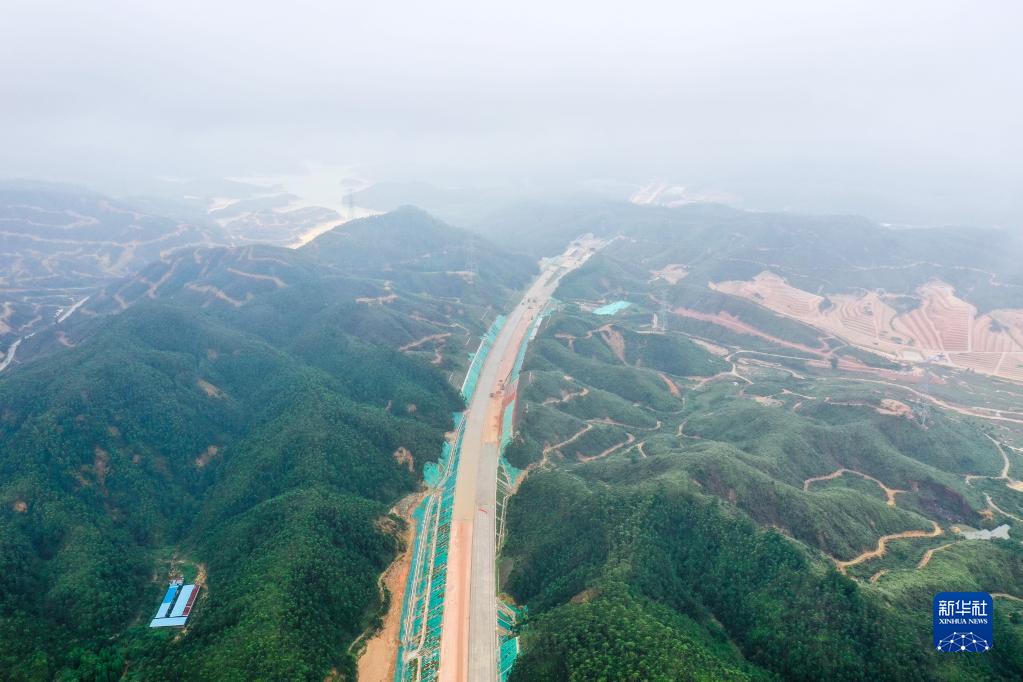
[7,4,1023,680]
[2,0,1021,226]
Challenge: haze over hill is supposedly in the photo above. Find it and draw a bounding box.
[3,2,1022,227]
[0,179,360,348]
[2,2,1022,681]
[3,194,1023,680]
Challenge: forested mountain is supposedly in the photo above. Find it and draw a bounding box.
[6,193,1023,680]
[497,210,1023,681]
[302,205,533,303]
[0,294,466,678]
[0,206,533,679]
[13,206,535,372]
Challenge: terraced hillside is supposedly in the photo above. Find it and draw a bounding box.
[476,201,1023,383]
[0,181,225,347]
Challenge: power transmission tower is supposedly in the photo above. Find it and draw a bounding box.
[344,192,356,221]
[659,298,670,332]
[918,367,931,427]
[464,237,479,281]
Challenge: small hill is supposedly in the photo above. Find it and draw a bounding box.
[82,244,348,314]
[302,205,535,295]
[348,181,519,226]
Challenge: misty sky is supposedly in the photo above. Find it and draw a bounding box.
[2,1,1020,225]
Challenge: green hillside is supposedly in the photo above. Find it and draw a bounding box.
[504,344,1023,680]
[18,206,535,377]
[0,205,538,680]
[302,205,535,306]
[6,198,1023,680]
[498,219,1023,680]
[0,298,463,680]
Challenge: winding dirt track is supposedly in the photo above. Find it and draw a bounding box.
[916,542,958,570]
[577,433,635,462]
[835,521,943,572]
[803,468,905,507]
[542,386,589,406]
[965,436,1023,494]
[544,424,594,456]
[829,377,1023,425]
[985,494,1023,524]
[399,333,451,353]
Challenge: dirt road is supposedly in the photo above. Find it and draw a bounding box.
[835,521,943,571]
[356,494,422,682]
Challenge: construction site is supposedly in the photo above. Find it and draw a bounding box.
[388,237,606,682]
[712,271,1023,382]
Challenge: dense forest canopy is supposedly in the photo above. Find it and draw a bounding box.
[0,206,531,680]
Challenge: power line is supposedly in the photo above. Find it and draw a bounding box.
[344,192,356,221]
[465,237,479,281]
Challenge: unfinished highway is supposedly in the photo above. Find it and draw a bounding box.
[437,236,606,682]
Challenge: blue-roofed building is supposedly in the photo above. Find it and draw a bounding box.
[155,584,179,619]
[150,582,199,628]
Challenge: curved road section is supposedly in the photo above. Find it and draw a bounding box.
[439,236,606,682]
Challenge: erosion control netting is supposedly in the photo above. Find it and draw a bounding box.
[395,413,465,682]
[461,315,506,400]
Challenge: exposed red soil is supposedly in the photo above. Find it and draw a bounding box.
[835,521,943,572]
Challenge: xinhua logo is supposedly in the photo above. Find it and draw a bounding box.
[933,592,993,652]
